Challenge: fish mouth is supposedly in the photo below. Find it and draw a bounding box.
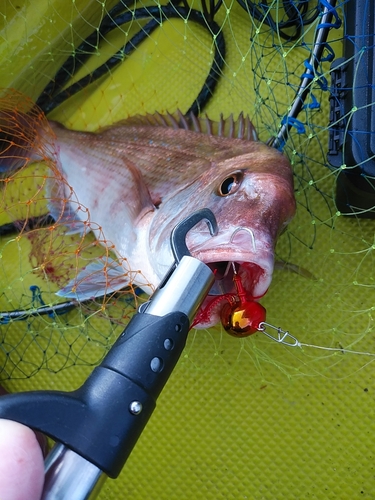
[191,255,273,329]
[206,261,266,297]
[180,226,275,329]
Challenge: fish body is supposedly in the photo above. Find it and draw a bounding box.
[0,93,296,328]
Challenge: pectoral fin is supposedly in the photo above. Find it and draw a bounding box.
[56,257,132,300]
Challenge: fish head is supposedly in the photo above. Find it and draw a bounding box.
[148,139,296,328]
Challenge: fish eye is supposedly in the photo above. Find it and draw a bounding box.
[217,172,243,197]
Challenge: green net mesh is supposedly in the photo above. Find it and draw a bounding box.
[1,1,375,498]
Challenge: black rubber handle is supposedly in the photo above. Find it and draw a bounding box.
[0,310,189,478]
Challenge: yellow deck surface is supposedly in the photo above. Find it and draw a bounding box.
[0,2,374,499]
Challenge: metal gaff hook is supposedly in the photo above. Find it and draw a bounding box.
[170,208,218,263]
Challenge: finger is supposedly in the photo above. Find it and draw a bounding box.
[0,386,49,457]
[0,419,44,500]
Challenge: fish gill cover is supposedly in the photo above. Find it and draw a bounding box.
[0,1,375,499]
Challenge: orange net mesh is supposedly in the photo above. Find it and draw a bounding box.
[0,89,152,380]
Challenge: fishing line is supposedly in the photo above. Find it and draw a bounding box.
[258,322,375,358]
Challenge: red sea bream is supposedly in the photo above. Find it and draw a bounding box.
[0,92,296,328]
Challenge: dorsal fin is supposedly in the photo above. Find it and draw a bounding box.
[120,110,258,141]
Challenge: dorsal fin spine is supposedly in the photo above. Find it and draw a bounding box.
[218,113,224,137]
[167,112,179,129]
[238,112,244,140]
[205,114,213,136]
[116,110,258,142]
[229,114,234,138]
[177,109,189,131]
[189,112,200,133]
[156,111,168,127]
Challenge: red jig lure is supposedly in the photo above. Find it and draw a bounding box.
[220,265,266,338]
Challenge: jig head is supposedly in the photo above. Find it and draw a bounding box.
[220,263,266,338]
